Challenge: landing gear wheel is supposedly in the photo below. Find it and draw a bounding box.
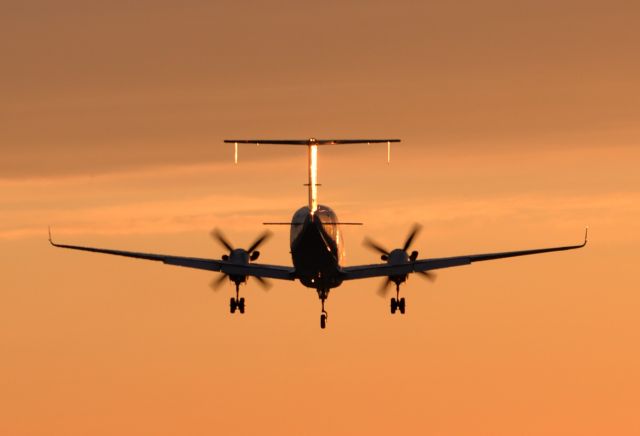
[229,297,237,313]
[399,297,406,314]
[317,288,330,329]
[390,297,397,314]
[238,297,245,314]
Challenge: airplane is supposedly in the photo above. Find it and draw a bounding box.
[50,138,588,329]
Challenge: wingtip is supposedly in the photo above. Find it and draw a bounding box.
[583,226,589,246]
[48,226,54,246]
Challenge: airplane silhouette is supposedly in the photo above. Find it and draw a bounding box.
[50,138,587,329]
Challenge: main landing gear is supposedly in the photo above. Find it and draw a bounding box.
[229,283,245,314]
[390,283,406,314]
[318,288,329,329]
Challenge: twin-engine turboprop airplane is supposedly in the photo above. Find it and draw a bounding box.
[50,138,587,329]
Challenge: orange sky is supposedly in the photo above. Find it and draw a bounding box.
[1,1,640,435]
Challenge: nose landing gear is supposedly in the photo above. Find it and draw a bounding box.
[318,288,330,329]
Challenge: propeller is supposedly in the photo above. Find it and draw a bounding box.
[364,224,422,261]
[363,238,390,259]
[212,228,234,253]
[377,278,393,297]
[418,270,436,280]
[211,228,271,260]
[402,223,421,252]
[210,273,228,291]
[364,223,436,296]
[209,274,271,291]
[252,275,272,290]
[209,228,272,290]
[364,223,422,261]
[376,273,435,297]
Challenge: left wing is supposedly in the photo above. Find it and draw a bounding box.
[342,229,588,280]
[49,233,295,281]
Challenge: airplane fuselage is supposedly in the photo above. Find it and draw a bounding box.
[290,205,344,290]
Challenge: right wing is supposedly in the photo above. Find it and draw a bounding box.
[342,229,588,280]
[49,233,295,280]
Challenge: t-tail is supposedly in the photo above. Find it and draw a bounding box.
[224,138,401,219]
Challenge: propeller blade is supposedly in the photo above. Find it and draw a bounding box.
[403,223,422,252]
[252,275,272,291]
[211,228,234,252]
[247,230,272,254]
[210,273,228,291]
[417,270,437,282]
[377,278,393,297]
[363,237,390,256]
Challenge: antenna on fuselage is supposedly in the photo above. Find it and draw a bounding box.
[224,138,401,217]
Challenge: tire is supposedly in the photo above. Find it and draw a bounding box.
[320,314,326,329]
[399,297,406,314]
[230,297,236,313]
[239,297,245,314]
[390,298,397,314]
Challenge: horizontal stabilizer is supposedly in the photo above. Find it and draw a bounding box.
[263,222,363,225]
[224,138,400,146]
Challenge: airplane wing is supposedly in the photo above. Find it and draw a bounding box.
[49,234,296,280]
[341,229,588,280]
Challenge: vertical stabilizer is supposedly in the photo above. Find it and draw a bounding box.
[308,143,318,216]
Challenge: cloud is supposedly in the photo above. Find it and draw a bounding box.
[3,145,638,244]
[3,185,637,242]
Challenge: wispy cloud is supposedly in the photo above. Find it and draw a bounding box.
[3,146,638,243]
[1,192,301,239]
[3,187,637,242]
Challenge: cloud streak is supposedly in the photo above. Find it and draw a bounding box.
[3,187,637,242]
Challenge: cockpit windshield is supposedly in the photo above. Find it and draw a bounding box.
[315,205,338,241]
[289,205,344,262]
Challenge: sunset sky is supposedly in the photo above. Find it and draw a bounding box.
[2,1,639,435]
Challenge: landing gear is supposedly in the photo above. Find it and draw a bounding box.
[229,284,246,314]
[390,284,406,315]
[318,288,329,329]
[238,297,245,313]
